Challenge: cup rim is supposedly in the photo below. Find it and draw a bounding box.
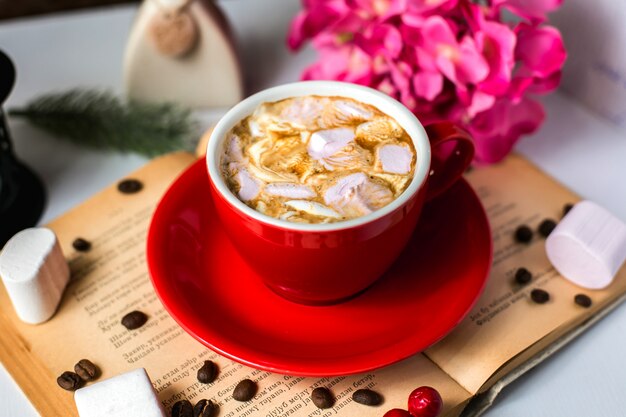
[206,81,431,232]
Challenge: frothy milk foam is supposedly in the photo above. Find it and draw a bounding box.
[220,95,417,223]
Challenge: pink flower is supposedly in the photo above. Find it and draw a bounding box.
[468,97,545,163]
[346,0,407,20]
[286,0,566,164]
[406,0,459,15]
[354,24,404,59]
[302,45,374,85]
[415,16,489,88]
[515,23,566,78]
[287,1,349,50]
[510,23,566,99]
[470,5,516,96]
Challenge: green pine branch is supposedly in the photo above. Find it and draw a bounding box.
[9,89,199,157]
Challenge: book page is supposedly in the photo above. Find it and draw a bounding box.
[0,152,470,417]
[425,155,626,394]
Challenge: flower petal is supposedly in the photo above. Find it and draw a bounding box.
[455,36,490,84]
[515,23,567,78]
[476,21,516,96]
[287,12,308,50]
[413,71,444,100]
[355,24,403,59]
[468,97,545,163]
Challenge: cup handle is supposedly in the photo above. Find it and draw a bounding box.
[424,122,475,201]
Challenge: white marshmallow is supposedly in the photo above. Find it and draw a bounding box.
[279,211,298,221]
[377,144,413,174]
[334,100,373,120]
[225,134,244,163]
[324,173,394,217]
[0,228,70,324]
[234,168,261,201]
[307,128,355,160]
[248,119,263,137]
[546,200,626,289]
[280,96,326,127]
[75,368,165,417]
[285,200,342,219]
[265,183,316,199]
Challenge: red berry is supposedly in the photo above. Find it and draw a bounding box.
[408,386,443,417]
[383,409,412,417]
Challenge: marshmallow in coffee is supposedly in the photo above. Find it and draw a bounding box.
[220,96,416,223]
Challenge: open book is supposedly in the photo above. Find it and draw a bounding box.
[1,146,625,417]
[0,0,624,414]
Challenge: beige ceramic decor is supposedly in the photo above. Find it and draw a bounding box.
[124,0,243,108]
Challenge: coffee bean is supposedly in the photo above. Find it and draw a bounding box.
[74,359,99,381]
[352,388,382,406]
[117,178,143,194]
[171,400,193,417]
[57,371,82,391]
[538,219,557,237]
[563,203,574,217]
[193,399,218,417]
[72,238,92,252]
[514,225,533,243]
[197,360,217,384]
[530,289,550,304]
[232,379,256,401]
[514,267,532,285]
[574,294,592,308]
[311,387,334,409]
[121,310,148,330]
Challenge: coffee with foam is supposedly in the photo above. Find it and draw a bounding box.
[220,95,416,223]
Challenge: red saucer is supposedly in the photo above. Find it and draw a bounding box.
[147,159,492,376]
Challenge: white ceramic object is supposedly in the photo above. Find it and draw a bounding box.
[75,368,165,417]
[124,0,243,108]
[546,200,626,289]
[0,227,70,324]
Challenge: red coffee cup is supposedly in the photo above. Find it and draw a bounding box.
[206,81,473,304]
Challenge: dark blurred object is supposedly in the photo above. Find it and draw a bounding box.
[0,50,46,246]
[0,0,138,20]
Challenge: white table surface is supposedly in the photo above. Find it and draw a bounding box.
[1,1,626,416]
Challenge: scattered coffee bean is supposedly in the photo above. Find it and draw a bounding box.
[74,359,99,381]
[232,379,257,401]
[514,225,533,243]
[171,400,193,417]
[530,289,550,304]
[193,399,218,417]
[311,387,334,409]
[574,294,592,308]
[72,238,92,252]
[352,388,383,406]
[121,310,148,330]
[563,203,574,217]
[117,178,143,194]
[57,371,82,391]
[197,360,217,384]
[514,267,532,285]
[538,219,557,237]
